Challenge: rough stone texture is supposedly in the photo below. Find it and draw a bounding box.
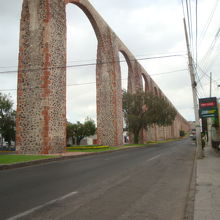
[17,0,190,154]
[16,0,66,154]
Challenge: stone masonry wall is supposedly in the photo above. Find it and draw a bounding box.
[16,0,66,154]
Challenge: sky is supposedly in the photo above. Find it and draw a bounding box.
[0,0,220,124]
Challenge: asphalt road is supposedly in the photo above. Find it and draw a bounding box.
[0,138,196,220]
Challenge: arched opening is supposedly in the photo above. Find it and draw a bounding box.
[141,75,145,92]
[158,90,162,97]
[66,3,98,145]
[119,50,133,92]
[141,74,150,92]
[118,50,132,144]
[119,52,128,91]
[154,86,158,96]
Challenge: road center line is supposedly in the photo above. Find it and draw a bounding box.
[7,191,78,220]
[148,154,161,161]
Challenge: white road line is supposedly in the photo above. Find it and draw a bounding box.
[148,154,161,161]
[7,191,78,220]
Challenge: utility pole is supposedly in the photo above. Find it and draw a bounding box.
[183,18,203,159]
[207,72,212,147]
[210,72,212,97]
[207,117,212,147]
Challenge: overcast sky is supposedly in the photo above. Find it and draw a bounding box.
[0,0,220,124]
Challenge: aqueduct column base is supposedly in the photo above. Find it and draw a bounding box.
[16,0,124,154]
[96,28,123,146]
[16,0,67,154]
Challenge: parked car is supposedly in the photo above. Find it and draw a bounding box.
[190,133,196,140]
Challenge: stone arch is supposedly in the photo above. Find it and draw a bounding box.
[119,50,133,74]
[158,89,162,97]
[65,0,102,41]
[119,50,133,92]
[66,0,123,147]
[65,2,99,126]
[16,0,124,154]
[141,73,150,92]
[154,86,158,96]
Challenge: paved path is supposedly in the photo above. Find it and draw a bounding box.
[0,138,195,220]
[194,146,220,220]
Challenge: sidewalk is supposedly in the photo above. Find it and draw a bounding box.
[194,146,220,220]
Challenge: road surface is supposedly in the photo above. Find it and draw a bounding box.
[0,138,196,220]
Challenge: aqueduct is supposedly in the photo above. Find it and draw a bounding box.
[16,0,189,154]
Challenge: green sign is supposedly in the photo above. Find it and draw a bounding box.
[199,108,218,118]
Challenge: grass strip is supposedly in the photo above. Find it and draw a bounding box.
[145,138,180,144]
[67,145,109,150]
[123,144,146,147]
[67,147,116,152]
[0,155,57,165]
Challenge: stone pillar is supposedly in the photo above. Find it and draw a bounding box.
[16,0,66,154]
[96,28,123,146]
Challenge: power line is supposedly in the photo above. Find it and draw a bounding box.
[181,0,185,17]
[200,26,220,70]
[196,64,219,89]
[185,0,192,50]
[195,0,198,72]
[198,0,220,45]
[189,0,195,58]
[0,68,187,92]
[198,0,220,72]
[0,54,186,75]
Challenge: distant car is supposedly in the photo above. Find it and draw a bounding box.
[2,142,9,147]
[190,133,196,140]
[191,129,196,135]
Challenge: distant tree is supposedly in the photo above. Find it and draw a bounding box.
[0,93,16,146]
[66,122,75,145]
[66,117,96,145]
[122,90,177,144]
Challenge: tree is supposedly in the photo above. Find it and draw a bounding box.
[122,90,177,144]
[0,93,16,146]
[66,122,75,145]
[66,117,96,145]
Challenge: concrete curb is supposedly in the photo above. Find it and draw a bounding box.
[0,144,151,171]
[184,144,197,220]
[0,153,91,171]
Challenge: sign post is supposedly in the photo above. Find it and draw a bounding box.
[199,97,218,119]
[199,97,219,148]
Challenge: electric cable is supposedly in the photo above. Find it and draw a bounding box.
[0,54,185,75]
[198,0,220,45]
[0,68,187,92]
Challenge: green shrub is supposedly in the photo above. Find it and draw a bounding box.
[179,130,185,137]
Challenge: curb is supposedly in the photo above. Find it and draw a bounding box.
[184,143,197,220]
[0,153,91,171]
[0,144,150,171]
